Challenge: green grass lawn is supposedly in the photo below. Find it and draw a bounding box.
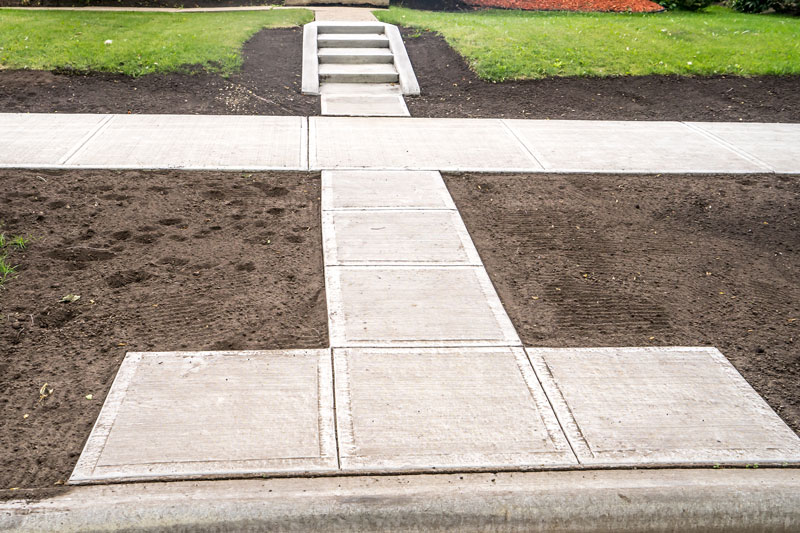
[0,8,313,76]
[377,6,800,80]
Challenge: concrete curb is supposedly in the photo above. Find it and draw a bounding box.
[385,23,420,96]
[2,469,799,531]
[302,22,320,95]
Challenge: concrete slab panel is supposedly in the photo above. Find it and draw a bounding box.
[320,83,402,96]
[526,346,800,467]
[66,115,307,170]
[688,122,800,174]
[326,266,520,347]
[70,350,337,483]
[323,210,481,265]
[322,170,455,210]
[310,117,543,171]
[0,113,110,167]
[321,95,409,117]
[504,120,769,173]
[334,347,576,471]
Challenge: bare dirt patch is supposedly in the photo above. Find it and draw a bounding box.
[0,28,319,116]
[0,169,326,490]
[402,29,800,122]
[445,172,800,435]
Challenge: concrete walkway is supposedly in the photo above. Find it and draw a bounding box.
[2,114,798,173]
[3,112,800,529]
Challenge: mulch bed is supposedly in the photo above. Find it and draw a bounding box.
[0,28,319,116]
[0,169,327,491]
[444,172,800,436]
[401,29,800,122]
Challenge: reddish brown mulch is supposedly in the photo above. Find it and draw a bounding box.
[0,169,327,491]
[462,0,663,11]
[444,172,800,436]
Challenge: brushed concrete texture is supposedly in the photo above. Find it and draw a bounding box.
[318,48,395,63]
[302,22,319,95]
[65,114,308,170]
[69,350,337,484]
[321,170,456,210]
[0,113,111,167]
[326,266,520,347]
[321,95,409,117]
[504,120,770,173]
[385,23,420,96]
[322,210,481,265]
[309,117,543,170]
[4,470,800,532]
[688,122,800,174]
[319,63,399,84]
[320,82,402,95]
[527,346,800,467]
[334,347,576,471]
[311,7,383,21]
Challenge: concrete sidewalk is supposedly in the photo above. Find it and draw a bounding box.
[2,113,797,173]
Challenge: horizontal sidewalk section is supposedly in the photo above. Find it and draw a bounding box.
[1,114,797,173]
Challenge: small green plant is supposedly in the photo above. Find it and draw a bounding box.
[0,233,30,288]
[0,253,18,286]
[11,235,29,250]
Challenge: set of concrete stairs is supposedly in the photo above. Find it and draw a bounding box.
[303,21,419,117]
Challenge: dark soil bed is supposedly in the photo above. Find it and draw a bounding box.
[445,172,800,435]
[402,29,800,122]
[3,26,800,120]
[0,28,319,116]
[0,169,327,491]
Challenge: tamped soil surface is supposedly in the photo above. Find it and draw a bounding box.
[3,27,800,121]
[0,28,319,116]
[401,29,800,122]
[445,172,800,435]
[0,169,327,491]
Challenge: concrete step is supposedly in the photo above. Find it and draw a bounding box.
[318,48,394,64]
[318,33,389,48]
[321,95,410,117]
[319,63,399,84]
[316,22,387,34]
[320,83,402,96]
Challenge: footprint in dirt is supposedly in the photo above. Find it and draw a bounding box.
[47,247,116,262]
[251,183,289,197]
[202,190,226,201]
[105,269,153,289]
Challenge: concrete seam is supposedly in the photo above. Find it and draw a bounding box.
[57,114,114,165]
[681,122,775,173]
[499,119,548,171]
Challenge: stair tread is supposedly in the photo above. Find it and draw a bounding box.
[318,34,389,41]
[319,64,398,74]
[318,48,393,56]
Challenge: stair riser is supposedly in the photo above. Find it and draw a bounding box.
[320,72,400,84]
[317,25,386,35]
[318,37,389,48]
[318,54,394,65]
